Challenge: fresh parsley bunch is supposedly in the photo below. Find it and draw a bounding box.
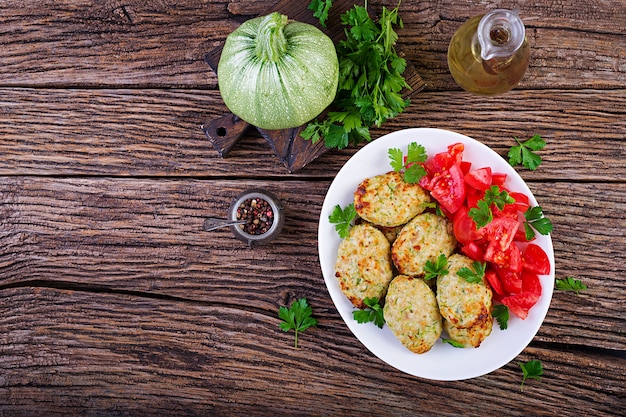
[302,2,410,149]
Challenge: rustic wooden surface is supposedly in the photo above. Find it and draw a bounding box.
[0,1,624,416]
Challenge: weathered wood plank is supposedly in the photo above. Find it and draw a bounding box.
[0,286,623,416]
[0,88,623,179]
[0,178,624,351]
[0,1,623,89]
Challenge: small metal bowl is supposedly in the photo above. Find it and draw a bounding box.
[228,189,284,247]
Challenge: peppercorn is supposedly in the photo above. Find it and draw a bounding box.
[236,197,274,235]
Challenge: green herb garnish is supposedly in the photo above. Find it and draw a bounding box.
[492,304,510,330]
[508,134,546,171]
[329,203,357,238]
[301,2,410,149]
[389,142,428,183]
[352,297,385,328]
[308,0,333,27]
[442,339,465,348]
[468,186,515,228]
[278,298,318,348]
[457,261,486,283]
[424,253,449,281]
[519,359,544,391]
[556,276,588,295]
[524,206,554,240]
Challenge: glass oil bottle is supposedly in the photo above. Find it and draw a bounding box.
[447,9,530,95]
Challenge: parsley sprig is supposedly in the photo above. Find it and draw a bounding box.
[389,142,428,183]
[301,2,410,149]
[524,206,554,240]
[278,298,318,348]
[424,253,449,281]
[353,297,385,328]
[519,359,544,391]
[457,261,486,283]
[556,276,588,295]
[329,203,357,238]
[308,0,333,28]
[508,134,546,171]
[492,304,510,330]
[442,339,464,348]
[468,186,515,228]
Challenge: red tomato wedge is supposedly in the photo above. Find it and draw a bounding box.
[453,205,482,245]
[501,270,542,319]
[464,167,492,191]
[522,243,551,275]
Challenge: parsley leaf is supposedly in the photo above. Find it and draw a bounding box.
[508,134,546,170]
[352,297,385,328]
[308,0,333,28]
[457,261,486,283]
[278,298,318,348]
[519,359,544,391]
[492,304,510,330]
[329,203,357,238]
[524,206,554,240]
[302,3,410,149]
[388,142,428,183]
[556,276,588,295]
[424,253,449,281]
[468,199,493,228]
[442,339,464,348]
[468,186,515,228]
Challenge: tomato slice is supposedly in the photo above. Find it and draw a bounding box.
[491,173,507,186]
[485,269,505,296]
[464,167,492,191]
[509,192,531,213]
[485,217,519,252]
[494,265,522,294]
[501,270,542,319]
[522,243,551,275]
[453,205,482,245]
[429,162,466,214]
[485,240,522,272]
[460,240,486,261]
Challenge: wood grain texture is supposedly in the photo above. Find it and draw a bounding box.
[0,286,624,417]
[0,178,624,352]
[0,88,623,179]
[0,1,623,89]
[0,0,624,415]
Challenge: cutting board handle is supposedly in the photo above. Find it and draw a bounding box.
[201,113,250,157]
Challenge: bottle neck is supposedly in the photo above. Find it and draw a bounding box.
[478,9,526,61]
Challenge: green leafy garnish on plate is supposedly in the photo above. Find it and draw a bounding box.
[457,261,486,283]
[524,206,554,240]
[352,297,385,328]
[329,203,357,238]
[424,253,449,281]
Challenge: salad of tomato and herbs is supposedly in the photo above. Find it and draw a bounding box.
[392,142,553,320]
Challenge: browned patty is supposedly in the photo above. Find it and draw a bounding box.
[354,171,431,227]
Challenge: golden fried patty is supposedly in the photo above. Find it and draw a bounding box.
[391,212,456,276]
[334,223,394,309]
[443,316,493,348]
[354,171,431,227]
[383,275,442,354]
[436,254,493,329]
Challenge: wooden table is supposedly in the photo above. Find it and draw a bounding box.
[1,1,624,415]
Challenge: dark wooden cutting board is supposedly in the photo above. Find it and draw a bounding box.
[202,0,426,172]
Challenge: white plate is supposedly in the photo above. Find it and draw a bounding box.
[318,128,554,380]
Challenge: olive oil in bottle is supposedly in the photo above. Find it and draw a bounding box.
[448,9,530,95]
